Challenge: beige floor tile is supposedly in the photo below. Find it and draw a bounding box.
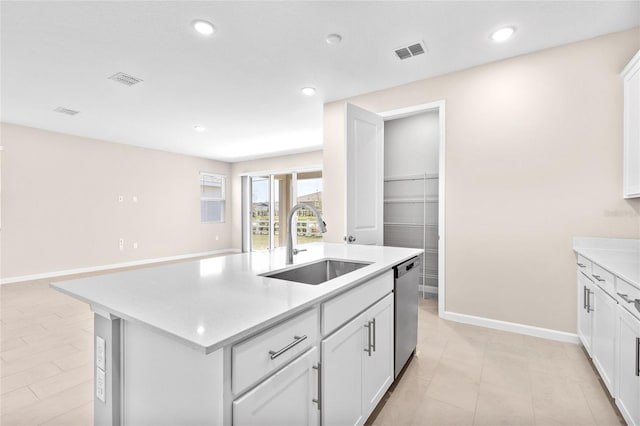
[0,337,27,353]
[412,395,476,426]
[0,386,39,414]
[0,380,93,426]
[53,349,93,371]
[1,362,62,395]
[474,382,534,425]
[0,344,80,377]
[481,350,531,396]
[580,382,625,426]
[530,371,596,425]
[29,364,93,400]
[440,335,487,369]
[425,369,479,412]
[41,401,93,426]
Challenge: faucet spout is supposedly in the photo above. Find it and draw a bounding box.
[287,203,327,264]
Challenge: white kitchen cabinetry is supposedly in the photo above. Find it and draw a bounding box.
[577,261,594,355]
[622,49,640,198]
[592,284,618,395]
[233,347,320,426]
[322,293,394,426]
[616,277,640,426]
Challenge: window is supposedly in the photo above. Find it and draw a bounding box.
[200,173,225,223]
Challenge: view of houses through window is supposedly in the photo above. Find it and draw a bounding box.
[251,171,323,251]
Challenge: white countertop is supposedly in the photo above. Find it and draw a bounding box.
[52,243,422,354]
[573,238,640,289]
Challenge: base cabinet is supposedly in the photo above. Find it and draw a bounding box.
[592,285,618,396]
[321,293,394,426]
[233,347,320,426]
[616,306,640,426]
[577,272,594,356]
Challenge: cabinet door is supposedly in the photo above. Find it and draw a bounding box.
[362,293,394,417]
[577,273,594,356]
[592,285,618,396]
[322,311,367,426]
[233,347,319,426]
[616,306,640,426]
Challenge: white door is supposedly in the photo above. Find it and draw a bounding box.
[577,274,594,356]
[362,294,394,417]
[345,103,384,245]
[616,306,640,426]
[321,310,367,426]
[233,347,320,426]
[592,286,618,396]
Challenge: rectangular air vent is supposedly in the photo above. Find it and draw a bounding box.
[54,107,79,115]
[394,41,427,60]
[108,72,143,86]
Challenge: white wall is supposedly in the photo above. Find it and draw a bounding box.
[384,111,439,177]
[1,123,232,280]
[323,28,640,334]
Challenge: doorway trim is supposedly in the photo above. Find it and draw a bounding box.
[379,100,446,317]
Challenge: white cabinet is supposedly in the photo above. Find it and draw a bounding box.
[615,281,640,426]
[322,293,394,426]
[577,270,594,356]
[592,284,618,396]
[622,49,640,198]
[233,347,320,426]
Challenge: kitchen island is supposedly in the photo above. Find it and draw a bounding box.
[52,243,423,426]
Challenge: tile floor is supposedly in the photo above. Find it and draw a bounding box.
[1,271,625,426]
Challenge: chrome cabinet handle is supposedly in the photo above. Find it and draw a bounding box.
[371,318,376,352]
[587,290,593,313]
[268,335,307,360]
[583,286,587,310]
[617,293,634,303]
[592,274,605,282]
[577,262,586,268]
[364,321,373,356]
[312,363,321,410]
[636,337,640,377]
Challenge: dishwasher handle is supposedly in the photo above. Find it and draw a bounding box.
[395,257,421,279]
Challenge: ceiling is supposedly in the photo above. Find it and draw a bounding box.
[2,1,639,162]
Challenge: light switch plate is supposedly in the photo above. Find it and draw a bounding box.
[96,368,106,402]
[96,336,105,371]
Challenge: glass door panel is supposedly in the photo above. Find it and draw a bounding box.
[251,176,270,251]
[296,172,323,245]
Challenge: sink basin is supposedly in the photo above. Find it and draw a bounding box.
[262,259,372,285]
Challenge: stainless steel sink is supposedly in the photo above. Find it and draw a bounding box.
[262,259,372,285]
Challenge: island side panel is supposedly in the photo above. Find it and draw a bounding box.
[122,320,224,425]
[94,313,122,426]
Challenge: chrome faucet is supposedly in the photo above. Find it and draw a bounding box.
[287,203,327,264]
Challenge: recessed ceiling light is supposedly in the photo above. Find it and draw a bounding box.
[192,20,216,36]
[326,34,342,45]
[491,26,515,42]
[194,125,206,132]
[301,87,316,96]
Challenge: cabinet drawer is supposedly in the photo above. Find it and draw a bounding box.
[592,264,615,297]
[232,308,318,395]
[322,270,393,336]
[576,255,592,277]
[616,277,640,320]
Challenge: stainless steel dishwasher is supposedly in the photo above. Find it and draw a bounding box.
[394,256,420,378]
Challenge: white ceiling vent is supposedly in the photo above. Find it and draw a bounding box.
[394,41,426,60]
[54,106,79,115]
[108,72,143,86]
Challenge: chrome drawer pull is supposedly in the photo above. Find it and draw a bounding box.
[268,335,307,360]
[636,337,640,377]
[371,318,377,352]
[312,363,321,410]
[576,262,586,268]
[364,321,373,356]
[583,286,587,310]
[592,274,605,282]
[617,293,634,303]
[587,290,593,313]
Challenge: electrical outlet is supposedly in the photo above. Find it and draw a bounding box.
[96,368,106,402]
[119,238,124,251]
[96,336,105,370]
[118,195,124,202]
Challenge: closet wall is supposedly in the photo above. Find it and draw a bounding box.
[383,111,440,294]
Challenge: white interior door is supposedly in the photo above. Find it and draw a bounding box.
[345,103,384,245]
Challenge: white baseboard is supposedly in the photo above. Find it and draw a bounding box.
[0,249,241,285]
[419,285,438,295]
[441,310,580,344]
